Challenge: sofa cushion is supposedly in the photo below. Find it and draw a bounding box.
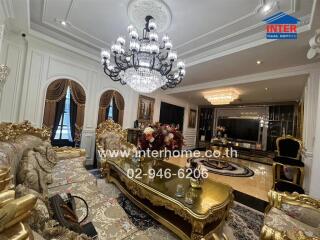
[265,207,320,239]
[281,203,320,228]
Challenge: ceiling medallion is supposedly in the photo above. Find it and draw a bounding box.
[203,89,239,105]
[127,0,172,33]
[100,16,185,93]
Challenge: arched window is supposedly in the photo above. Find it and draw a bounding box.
[43,79,86,147]
[98,90,124,126]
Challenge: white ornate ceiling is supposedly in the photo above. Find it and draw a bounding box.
[29,0,314,60]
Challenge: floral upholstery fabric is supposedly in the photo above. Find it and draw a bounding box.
[281,203,320,228]
[264,207,320,239]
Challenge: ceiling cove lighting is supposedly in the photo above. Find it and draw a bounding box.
[100,16,185,93]
[203,89,239,105]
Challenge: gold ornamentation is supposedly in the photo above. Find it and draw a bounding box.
[106,158,233,240]
[275,135,303,160]
[0,189,37,239]
[0,121,51,142]
[267,190,320,212]
[53,146,86,160]
[96,119,128,146]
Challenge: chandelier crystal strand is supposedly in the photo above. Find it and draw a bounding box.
[100,16,185,93]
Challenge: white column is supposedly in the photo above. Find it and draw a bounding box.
[309,71,320,198]
[302,72,320,193]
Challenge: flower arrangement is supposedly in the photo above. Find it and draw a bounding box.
[139,123,184,151]
[216,126,226,133]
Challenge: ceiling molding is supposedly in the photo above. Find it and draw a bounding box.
[165,62,320,94]
[0,0,15,20]
[35,0,307,59]
[183,22,311,68]
[28,28,99,63]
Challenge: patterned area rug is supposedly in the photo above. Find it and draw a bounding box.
[116,193,264,240]
[191,157,254,177]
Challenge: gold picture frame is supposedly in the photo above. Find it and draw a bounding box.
[137,95,155,123]
[188,109,197,128]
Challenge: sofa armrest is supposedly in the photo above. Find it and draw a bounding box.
[268,190,320,211]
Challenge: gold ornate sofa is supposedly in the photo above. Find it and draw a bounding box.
[0,121,129,239]
[261,190,320,240]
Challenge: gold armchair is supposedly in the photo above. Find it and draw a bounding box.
[261,190,320,240]
[96,120,136,178]
[273,135,305,194]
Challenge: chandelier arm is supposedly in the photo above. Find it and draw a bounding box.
[157,52,168,62]
[104,66,121,78]
[114,55,127,70]
[164,63,173,75]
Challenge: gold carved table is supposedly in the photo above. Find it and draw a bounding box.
[104,158,233,240]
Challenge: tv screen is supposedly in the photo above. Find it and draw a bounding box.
[217,118,260,142]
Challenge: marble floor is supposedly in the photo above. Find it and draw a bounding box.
[167,156,273,202]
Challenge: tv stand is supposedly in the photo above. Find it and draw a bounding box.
[211,139,274,165]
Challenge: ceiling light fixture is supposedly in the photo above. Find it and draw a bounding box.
[100,16,185,93]
[203,89,239,105]
[256,60,262,65]
[259,1,277,15]
[61,21,67,26]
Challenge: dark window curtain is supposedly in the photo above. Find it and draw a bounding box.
[105,106,110,120]
[51,97,66,142]
[112,97,119,123]
[159,102,184,130]
[70,96,77,142]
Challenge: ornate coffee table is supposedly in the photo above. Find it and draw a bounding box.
[103,158,233,240]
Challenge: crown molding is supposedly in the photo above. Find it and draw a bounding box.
[28,28,99,63]
[165,62,320,94]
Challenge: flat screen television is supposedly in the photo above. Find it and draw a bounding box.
[217,118,260,142]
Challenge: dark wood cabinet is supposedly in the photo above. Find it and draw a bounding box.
[197,107,214,148]
[267,104,297,151]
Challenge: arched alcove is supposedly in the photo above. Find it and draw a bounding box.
[43,79,86,147]
[97,90,125,126]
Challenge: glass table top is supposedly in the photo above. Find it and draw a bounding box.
[108,157,233,216]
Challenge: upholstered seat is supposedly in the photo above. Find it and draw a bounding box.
[261,190,320,240]
[274,181,305,194]
[264,207,320,239]
[274,156,304,167]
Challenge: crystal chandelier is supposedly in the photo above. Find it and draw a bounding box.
[100,16,186,93]
[203,89,239,105]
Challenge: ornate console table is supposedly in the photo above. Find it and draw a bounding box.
[104,158,233,240]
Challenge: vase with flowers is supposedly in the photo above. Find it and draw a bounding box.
[215,126,226,139]
[138,123,185,160]
[186,158,207,188]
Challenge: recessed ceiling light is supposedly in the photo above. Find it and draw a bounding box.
[256,60,262,65]
[61,20,67,26]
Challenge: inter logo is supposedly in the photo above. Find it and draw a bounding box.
[263,12,300,40]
